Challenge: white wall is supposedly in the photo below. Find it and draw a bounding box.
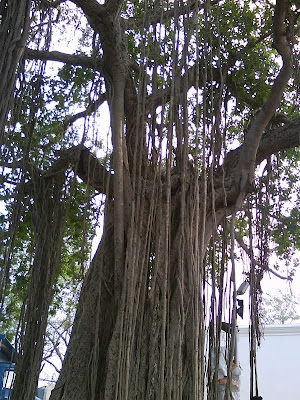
[238,324,300,400]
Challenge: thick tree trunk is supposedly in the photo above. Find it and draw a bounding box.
[11,173,65,400]
[50,205,117,399]
[50,165,210,400]
[47,116,300,400]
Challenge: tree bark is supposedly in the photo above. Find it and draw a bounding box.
[11,171,66,400]
[0,0,32,144]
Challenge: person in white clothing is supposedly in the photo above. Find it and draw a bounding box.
[216,347,242,400]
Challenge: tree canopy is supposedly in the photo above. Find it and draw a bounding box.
[261,290,300,325]
[0,0,299,399]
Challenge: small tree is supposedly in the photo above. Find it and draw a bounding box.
[261,291,300,325]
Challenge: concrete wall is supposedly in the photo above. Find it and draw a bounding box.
[237,324,300,400]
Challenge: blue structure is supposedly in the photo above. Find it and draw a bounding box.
[0,334,43,400]
[0,334,17,400]
[0,362,14,400]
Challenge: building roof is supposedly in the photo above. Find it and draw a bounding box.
[239,324,300,337]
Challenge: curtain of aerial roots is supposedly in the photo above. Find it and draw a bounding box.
[107,3,209,399]
[248,198,263,399]
[6,7,69,396]
[11,170,66,400]
[0,0,32,145]
[0,0,32,309]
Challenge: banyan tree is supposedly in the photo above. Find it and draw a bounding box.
[0,0,299,399]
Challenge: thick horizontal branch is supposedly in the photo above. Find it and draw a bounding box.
[44,145,113,196]
[75,146,113,196]
[70,0,105,17]
[24,48,103,72]
[256,118,300,163]
[212,118,300,211]
[175,118,299,250]
[37,118,299,208]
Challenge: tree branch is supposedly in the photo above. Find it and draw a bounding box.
[44,145,113,196]
[70,0,105,17]
[236,0,293,193]
[24,48,103,72]
[44,359,61,374]
[43,116,299,206]
[256,118,300,163]
[72,146,113,196]
[211,118,300,215]
[63,93,107,129]
[235,231,292,281]
[192,115,299,249]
